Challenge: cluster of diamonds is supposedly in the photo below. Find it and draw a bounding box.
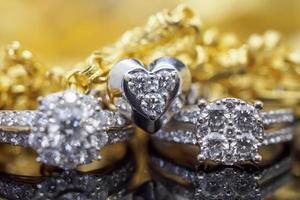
[262,109,295,126]
[196,98,264,165]
[28,90,114,169]
[125,68,179,119]
[0,111,35,127]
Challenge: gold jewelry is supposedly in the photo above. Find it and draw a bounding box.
[63,4,300,116]
[0,41,65,110]
[1,5,299,115]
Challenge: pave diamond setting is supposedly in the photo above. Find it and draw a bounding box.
[123,67,180,120]
[28,90,109,169]
[196,98,264,165]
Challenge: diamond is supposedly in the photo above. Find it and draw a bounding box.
[234,104,259,132]
[156,69,177,90]
[28,90,109,169]
[127,70,148,95]
[125,68,179,120]
[200,133,229,162]
[146,75,160,92]
[196,98,263,165]
[232,134,259,160]
[206,103,227,132]
[141,93,166,119]
[63,90,78,103]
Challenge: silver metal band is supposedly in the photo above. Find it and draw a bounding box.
[153,126,294,146]
[261,109,295,126]
[174,106,295,126]
[0,110,128,129]
[0,127,133,147]
[0,111,36,127]
[0,110,133,147]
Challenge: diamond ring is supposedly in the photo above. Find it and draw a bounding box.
[108,57,191,133]
[153,98,294,165]
[150,154,291,199]
[0,90,133,169]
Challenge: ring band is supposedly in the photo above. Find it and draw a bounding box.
[153,98,294,165]
[175,105,294,126]
[0,90,133,169]
[154,126,294,146]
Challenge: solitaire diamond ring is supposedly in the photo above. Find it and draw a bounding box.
[0,90,133,169]
[153,98,294,165]
[108,57,191,133]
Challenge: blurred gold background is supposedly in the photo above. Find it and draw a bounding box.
[0,0,300,67]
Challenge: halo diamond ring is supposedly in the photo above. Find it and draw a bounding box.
[0,90,133,169]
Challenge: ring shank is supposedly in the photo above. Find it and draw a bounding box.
[173,106,295,126]
[261,109,295,126]
[0,111,133,147]
[153,127,294,146]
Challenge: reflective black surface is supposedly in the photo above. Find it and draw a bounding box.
[0,158,133,200]
[149,154,292,200]
[0,155,298,200]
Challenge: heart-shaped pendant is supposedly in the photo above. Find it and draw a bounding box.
[108,57,190,133]
[123,67,180,119]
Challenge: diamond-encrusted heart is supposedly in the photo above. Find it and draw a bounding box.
[122,64,180,121]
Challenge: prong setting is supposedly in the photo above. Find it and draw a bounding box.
[197,99,207,109]
[196,98,264,165]
[28,90,110,169]
[254,101,264,110]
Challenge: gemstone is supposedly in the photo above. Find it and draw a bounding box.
[207,103,227,132]
[127,70,148,95]
[140,93,166,119]
[125,68,179,119]
[234,104,258,132]
[146,75,160,92]
[200,133,229,161]
[156,69,177,90]
[196,98,263,164]
[232,134,258,160]
[28,90,109,169]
